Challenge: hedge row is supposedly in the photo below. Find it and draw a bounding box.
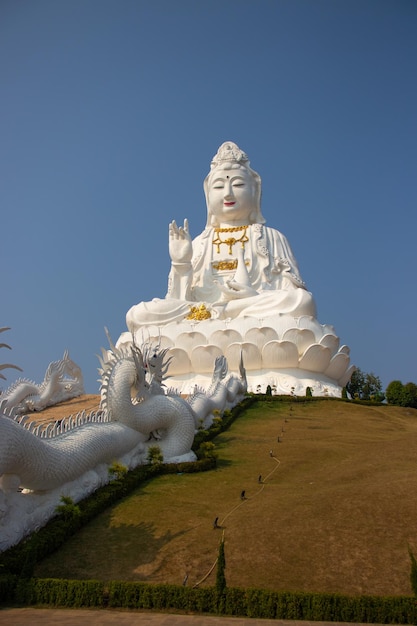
[1,576,416,623]
[11,577,105,608]
[252,394,386,407]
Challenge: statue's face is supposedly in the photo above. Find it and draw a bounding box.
[207,165,256,225]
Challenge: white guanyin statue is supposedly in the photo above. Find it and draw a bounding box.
[117,141,354,396]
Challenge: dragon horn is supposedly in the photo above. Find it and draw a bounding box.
[131,345,145,382]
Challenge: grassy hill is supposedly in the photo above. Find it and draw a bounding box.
[34,398,417,597]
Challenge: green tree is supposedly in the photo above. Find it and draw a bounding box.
[346,368,383,400]
[402,382,417,409]
[362,372,383,400]
[216,536,227,611]
[346,369,365,398]
[386,380,417,408]
[386,380,404,405]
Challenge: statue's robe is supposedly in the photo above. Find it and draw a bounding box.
[127,224,316,332]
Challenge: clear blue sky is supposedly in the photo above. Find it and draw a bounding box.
[1,0,416,394]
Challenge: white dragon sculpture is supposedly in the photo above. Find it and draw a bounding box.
[187,352,247,428]
[0,333,247,551]
[1,350,85,415]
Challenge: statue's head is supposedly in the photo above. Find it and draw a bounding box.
[204,141,265,227]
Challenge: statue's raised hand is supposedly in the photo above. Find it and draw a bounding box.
[169,219,192,264]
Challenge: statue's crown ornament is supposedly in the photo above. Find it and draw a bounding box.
[210,141,249,170]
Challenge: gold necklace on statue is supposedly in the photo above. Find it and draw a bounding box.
[212,225,249,255]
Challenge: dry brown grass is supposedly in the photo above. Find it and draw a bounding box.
[27,394,101,424]
[34,397,417,597]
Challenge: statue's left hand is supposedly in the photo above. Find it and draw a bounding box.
[217,280,258,301]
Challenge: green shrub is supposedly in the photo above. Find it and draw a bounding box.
[55,496,81,522]
[147,445,163,465]
[197,441,217,460]
[108,462,128,482]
